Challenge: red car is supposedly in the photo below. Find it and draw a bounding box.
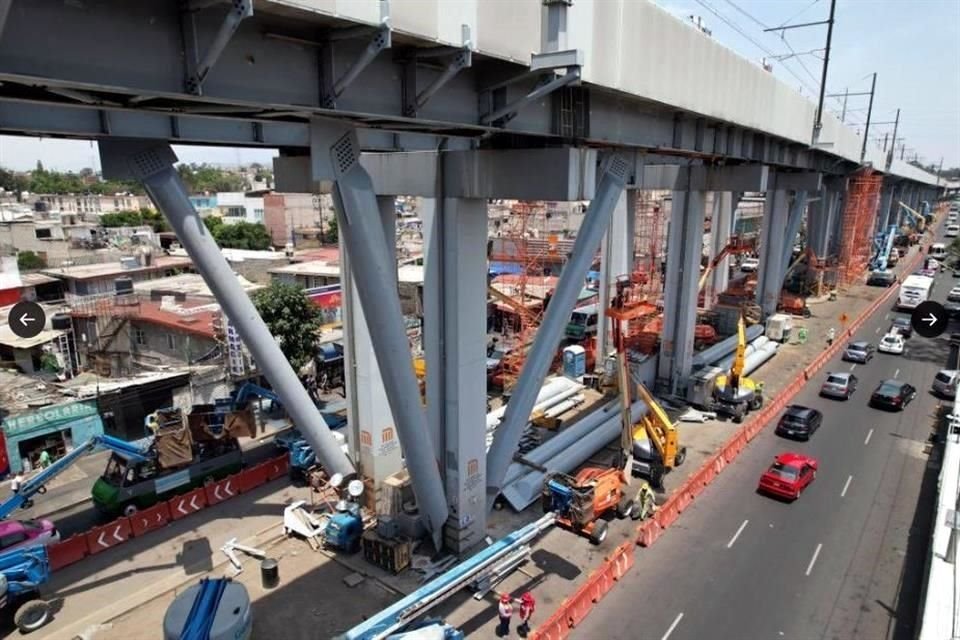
[757,453,818,500]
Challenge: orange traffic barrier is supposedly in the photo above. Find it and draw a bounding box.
[129,502,171,537]
[530,543,634,640]
[238,462,269,492]
[47,534,89,571]
[205,475,241,506]
[85,516,132,555]
[168,487,207,521]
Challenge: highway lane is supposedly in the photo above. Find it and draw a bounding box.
[573,262,951,640]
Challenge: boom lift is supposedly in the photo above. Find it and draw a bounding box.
[0,545,53,633]
[712,315,764,422]
[0,434,150,519]
[630,381,687,489]
[698,235,754,295]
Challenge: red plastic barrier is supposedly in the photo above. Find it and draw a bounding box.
[205,475,241,506]
[722,432,746,462]
[85,517,132,555]
[673,485,693,514]
[47,534,89,571]
[129,502,171,537]
[636,519,661,547]
[238,463,269,493]
[653,495,680,530]
[263,455,289,481]
[168,487,207,521]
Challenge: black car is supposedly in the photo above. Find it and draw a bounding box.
[945,300,960,318]
[867,271,897,287]
[775,405,823,441]
[890,316,913,339]
[869,380,917,411]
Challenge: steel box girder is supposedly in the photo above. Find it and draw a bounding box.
[0,0,919,180]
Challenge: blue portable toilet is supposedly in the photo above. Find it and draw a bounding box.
[562,345,586,379]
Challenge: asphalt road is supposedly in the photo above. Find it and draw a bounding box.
[574,257,952,640]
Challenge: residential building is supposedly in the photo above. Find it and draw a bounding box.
[216,191,265,225]
[132,272,263,302]
[34,194,154,216]
[0,371,105,473]
[42,254,193,296]
[189,194,218,216]
[263,192,333,248]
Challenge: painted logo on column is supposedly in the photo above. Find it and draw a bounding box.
[464,457,482,492]
[378,425,399,456]
[360,430,373,447]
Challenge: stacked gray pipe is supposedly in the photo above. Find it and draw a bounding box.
[692,324,764,369]
[501,400,648,511]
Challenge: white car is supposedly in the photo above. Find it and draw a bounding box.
[947,224,960,238]
[740,257,760,272]
[950,285,960,300]
[878,333,905,355]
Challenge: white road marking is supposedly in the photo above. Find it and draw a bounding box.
[662,613,684,640]
[727,519,749,548]
[806,543,823,576]
[841,475,853,498]
[885,313,890,320]
[894,368,900,378]
[849,363,857,371]
[875,327,881,334]
[865,428,874,445]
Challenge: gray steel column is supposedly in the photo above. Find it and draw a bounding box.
[707,191,736,308]
[657,181,706,395]
[597,190,631,363]
[808,188,833,259]
[486,153,628,507]
[877,186,893,230]
[344,197,404,490]
[756,188,790,317]
[828,189,844,257]
[99,141,353,478]
[780,191,808,278]
[420,197,444,468]
[325,130,448,548]
[439,196,488,552]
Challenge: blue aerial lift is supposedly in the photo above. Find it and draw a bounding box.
[870,224,899,271]
[0,434,151,520]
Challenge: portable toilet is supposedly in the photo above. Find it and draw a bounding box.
[562,345,586,379]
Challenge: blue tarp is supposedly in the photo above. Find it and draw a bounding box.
[489,261,524,277]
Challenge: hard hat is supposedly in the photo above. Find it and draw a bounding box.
[500,593,512,603]
[521,592,535,604]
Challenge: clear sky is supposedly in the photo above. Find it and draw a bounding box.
[0,0,957,172]
[658,0,960,168]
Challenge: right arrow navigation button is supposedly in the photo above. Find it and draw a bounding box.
[911,300,949,338]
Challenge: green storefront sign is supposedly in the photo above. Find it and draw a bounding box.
[3,401,99,437]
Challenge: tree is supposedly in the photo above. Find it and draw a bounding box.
[322,216,339,245]
[177,163,245,193]
[208,220,272,250]
[252,282,321,370]
[17,251,46,271]
[99,208,170,232]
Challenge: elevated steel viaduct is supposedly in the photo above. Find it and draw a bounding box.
[0,0,945,551]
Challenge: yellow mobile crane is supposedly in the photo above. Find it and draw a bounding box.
[712,314,764,422]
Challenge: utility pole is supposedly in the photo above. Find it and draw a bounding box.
[938,157,944,185]
[886,108,900,169]
[766,0,836,145]
[813,0,837,144]
[841,88,848,122]
[860,72,876,163]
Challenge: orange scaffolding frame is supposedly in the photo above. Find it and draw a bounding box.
[837,170,884,287]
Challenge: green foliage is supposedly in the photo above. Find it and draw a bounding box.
[322,216,339,244]
[100,208,170,232]
[17,251,46,271]
[206,220,272,250]
[252,282,321,370]
[0,168,29,195]
[24,165,141,195]
[40,352,61,373]
[177,163,246,193]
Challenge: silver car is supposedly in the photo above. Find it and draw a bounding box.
[820,372,858,400]
[842,341,874,364]
[932,370,960,398]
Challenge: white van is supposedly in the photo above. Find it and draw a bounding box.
[947,224,960,238]
[930,243,948,260]
[898,274,935,309]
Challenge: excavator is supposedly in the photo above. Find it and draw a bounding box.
[712,314,764,422]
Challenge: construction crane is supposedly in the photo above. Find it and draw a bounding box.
[898,201,927,233]
[712,314,764,422]
[869,224,899,271]
[0,434,150,519]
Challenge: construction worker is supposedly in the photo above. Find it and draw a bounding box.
[827,327,835,347]
[9,472,23,494]
[497,592,513,637]
[517,592,536,637]
[38,449,51,469]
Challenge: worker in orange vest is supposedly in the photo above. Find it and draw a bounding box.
[497,592,513,636]
[517,592,536,636]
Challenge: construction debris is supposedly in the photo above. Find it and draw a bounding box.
[221,538,266,575]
